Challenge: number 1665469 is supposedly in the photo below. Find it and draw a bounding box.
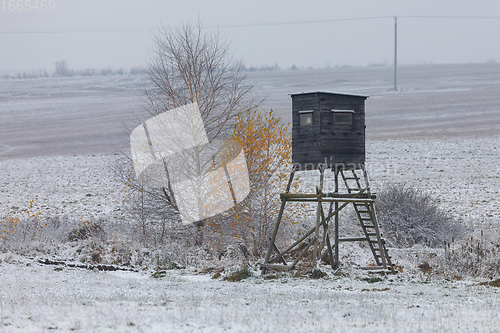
[2,0,56,12]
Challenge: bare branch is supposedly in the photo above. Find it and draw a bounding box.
[146,22,253,142]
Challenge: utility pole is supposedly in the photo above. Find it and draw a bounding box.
[394,16,398,91]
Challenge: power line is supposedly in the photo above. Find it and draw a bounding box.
[1,15,500,34]
[209,16,394,28]
[211,15,500,29]
[0,27,156,34]
[399,15,500,19]
[0,17,392,34]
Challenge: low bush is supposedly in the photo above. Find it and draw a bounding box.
[376,184,467,248]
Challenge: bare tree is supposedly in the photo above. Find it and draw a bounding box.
[128,22,254,234]
[54,60,73,77]
[146,22,252,141]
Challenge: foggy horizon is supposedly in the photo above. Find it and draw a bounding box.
[1,0,500,73]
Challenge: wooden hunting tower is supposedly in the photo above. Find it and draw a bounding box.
[291,91,368,169]
[262,91,395,274]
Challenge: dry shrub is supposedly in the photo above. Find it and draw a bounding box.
[0,214,78,255]
[68,221,106,241]
[440,231,500,278]
[376,184,467,248]
[398,229,500,279]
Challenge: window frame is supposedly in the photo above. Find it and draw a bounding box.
[331,109,355,125]
[299,110,314,127]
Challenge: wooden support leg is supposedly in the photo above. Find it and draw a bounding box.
[264,197,287,268]
[313,165,325,265]
[334,169,340,269]
[263,166,297,270]
[319,200,335,269]
[325,233,335,269]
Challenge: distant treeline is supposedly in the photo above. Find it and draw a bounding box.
[0,62,150,80]
[0,60,305,80]
[1,61,404,80]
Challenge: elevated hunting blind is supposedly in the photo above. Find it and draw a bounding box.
[291,91,367,170]
[262,91,395,274]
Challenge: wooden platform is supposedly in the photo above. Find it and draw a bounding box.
[262,164,395,274]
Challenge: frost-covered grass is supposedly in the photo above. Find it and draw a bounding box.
[1,254,500,332]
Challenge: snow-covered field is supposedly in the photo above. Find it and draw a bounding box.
[1,252,500,332]
[1,63,499,332]
[1,138,497,231]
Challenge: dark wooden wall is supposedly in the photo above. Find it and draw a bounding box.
[291,92,367,170]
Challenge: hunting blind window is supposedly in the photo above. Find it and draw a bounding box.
[299,110,313,126]
[331,109,354,125]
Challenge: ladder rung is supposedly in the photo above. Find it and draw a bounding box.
[339,237,368,242]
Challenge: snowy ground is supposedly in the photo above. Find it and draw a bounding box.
[366,137,499,225]
[1,64,499,332]
[0,154,125,222]
[1,252,500,332]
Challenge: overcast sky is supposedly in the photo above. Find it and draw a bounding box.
[1,0,500,72]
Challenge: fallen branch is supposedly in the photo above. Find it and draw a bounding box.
[38,258,138,272]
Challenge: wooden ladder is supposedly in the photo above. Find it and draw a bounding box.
[340,167,395,273]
